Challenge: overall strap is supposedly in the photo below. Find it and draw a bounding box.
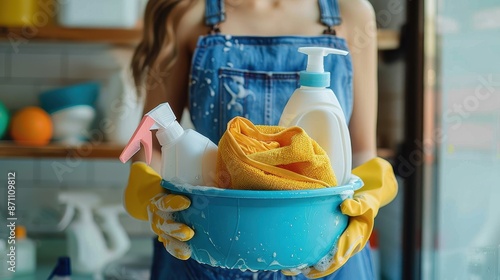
[318,0,342,34]
[205,0,225,33]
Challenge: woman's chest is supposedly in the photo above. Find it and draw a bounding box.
[221,0,325,36]
[185,0,348,54]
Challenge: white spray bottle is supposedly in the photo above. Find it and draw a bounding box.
[279,47,352,186]
[94,205,131,263]
[120,102,218,186]
[58,193,130,276]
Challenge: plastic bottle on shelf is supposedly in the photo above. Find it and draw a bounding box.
[15,226,37,275]
[120,102,218,186]
[0,0,37,27]
[279,47,352,186]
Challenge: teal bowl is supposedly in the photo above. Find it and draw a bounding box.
[161,177,363,271]
[39,82,99,114]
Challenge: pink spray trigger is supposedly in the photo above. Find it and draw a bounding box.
[119,103,178,165]
[119,116,156,164]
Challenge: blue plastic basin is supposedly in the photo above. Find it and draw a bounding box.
[161,177,363,271]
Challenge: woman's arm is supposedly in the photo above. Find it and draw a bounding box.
[339,0,378,167]
[131,1,203,172]
[134,44,191,172]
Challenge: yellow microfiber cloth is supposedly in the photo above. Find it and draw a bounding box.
[216,117,338,190]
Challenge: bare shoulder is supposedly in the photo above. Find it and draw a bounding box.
[337,0,376,49]
[339,0,375,23]
[338,0,375,33]
[175,0,208,52]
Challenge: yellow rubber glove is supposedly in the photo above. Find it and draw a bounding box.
[124,162,195,260]
[284,157,398,278]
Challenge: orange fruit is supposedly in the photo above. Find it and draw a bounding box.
[10,106,53,146]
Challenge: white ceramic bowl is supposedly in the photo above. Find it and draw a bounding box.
[50,105,96,145]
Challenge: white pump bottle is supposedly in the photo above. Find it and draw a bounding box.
[120,103,218,186]
[279,47,352,186]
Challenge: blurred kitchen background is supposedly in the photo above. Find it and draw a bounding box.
[0,0,499,279]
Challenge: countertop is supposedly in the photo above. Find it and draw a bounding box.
[8,237,152,280]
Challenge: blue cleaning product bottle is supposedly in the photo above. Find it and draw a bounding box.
[47,257,71,280]
[279,47,352,186]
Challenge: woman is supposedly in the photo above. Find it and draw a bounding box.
[125,0,397,279]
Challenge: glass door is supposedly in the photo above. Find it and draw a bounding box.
[422,0,500,279]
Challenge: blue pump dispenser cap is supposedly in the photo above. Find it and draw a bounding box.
[298,47,348,88]
[47,256,71,279]
[300,71,330,87]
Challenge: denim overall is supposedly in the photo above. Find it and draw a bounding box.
[151,0,374,279]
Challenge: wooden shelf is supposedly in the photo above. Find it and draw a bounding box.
[0,25,142,45]
[0,142,124,159]
[0,141,394,160]
[1,25,399,50]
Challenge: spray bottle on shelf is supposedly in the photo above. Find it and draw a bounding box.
[120,102,218,186]
[279,47,352,186]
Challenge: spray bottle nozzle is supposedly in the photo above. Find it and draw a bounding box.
[119,103,177,164]
[298,47,348,73]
